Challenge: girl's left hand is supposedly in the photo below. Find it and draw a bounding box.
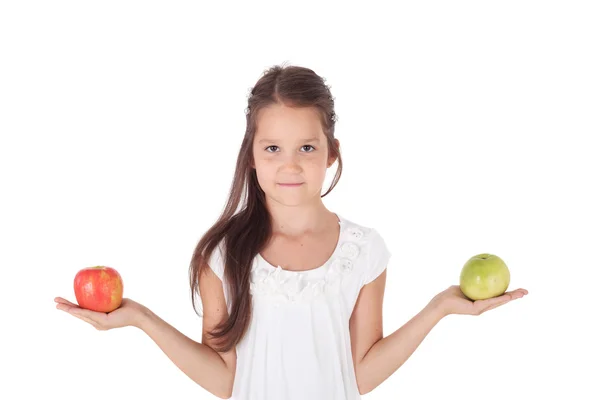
[430,285,528,318]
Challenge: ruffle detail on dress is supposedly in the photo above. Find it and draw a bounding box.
[250,225,366,303]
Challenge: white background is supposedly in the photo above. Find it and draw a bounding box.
[1,1,598,399]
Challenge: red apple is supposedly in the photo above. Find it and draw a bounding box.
[74,266,123,313]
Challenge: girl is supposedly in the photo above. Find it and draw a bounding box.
[55,64,528,400]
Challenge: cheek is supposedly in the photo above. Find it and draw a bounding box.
[303,157,328,181]
[305,153,328,169]
[253,160,276,184]
[255,156,275,169]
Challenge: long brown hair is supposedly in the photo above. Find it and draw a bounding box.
[188,63,343,352]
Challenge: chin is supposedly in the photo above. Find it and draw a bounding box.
[265,192,309,206]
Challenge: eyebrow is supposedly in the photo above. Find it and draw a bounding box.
[258,137,320,144]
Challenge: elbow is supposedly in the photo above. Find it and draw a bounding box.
[216,381,233,399]
[215,386,233,399]
[222,376,235,399]
[208,373,234,399]
[355,370,374,396]
[357,382,373,396]
[207,386,231,399]
[358,384,366,396]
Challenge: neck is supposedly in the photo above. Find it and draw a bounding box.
[265,198,337,237]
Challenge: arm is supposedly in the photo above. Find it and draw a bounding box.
[350,271,527,395]
[56,265,236,398]
[137,313,235,399]
[137,312,236,399]
[350,269,444,395]
[137,266,236,399]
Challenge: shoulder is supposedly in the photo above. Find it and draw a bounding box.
[339,215,389,247]
[206,238,227,281]
[338,215,392,286]
[202,237,234,313]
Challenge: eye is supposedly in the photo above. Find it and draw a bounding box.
[264,145,316,153]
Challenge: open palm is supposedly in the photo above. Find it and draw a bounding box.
[431,285,528,317]
[54,297,146,330]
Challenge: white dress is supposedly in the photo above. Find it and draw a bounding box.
[207,214,391,400]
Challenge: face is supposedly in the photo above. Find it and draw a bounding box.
[252,103,338,206]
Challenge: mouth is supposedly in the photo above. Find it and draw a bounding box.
[278,183,304,187]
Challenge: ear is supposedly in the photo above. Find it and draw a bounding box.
[327,139,340,168]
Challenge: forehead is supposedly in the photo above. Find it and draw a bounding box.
[255,104,324,140]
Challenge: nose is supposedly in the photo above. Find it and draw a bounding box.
[279,153,302,173]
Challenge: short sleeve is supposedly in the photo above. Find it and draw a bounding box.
[362,228,392,286]
[207,240,226,281]
[204,239,232,314]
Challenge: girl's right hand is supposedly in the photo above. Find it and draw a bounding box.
[54,297,147,330]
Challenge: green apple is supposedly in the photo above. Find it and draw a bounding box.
[459,253,510,300]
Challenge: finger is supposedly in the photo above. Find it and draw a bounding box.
[504,289,526,298]
[69,306,105,323]
[73,313,99,327]
[479,297,513,314]
[56,304,104,329]
[55,297,78,307]
[478,293,512,308]
[56,303,75,313]
[472,293,512,314]
[56,303,85,314]
[482,299,512,313]
[477,290,528,314]
[57,303,104,323]
[504,290,527,301]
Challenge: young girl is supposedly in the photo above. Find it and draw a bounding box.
[55,64,528,400]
